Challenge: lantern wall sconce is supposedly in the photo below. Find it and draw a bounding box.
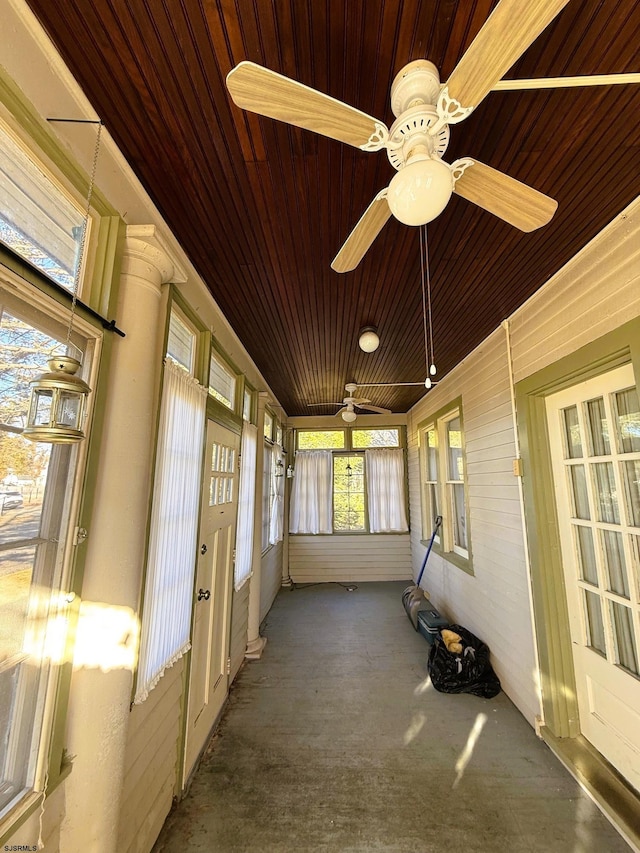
[24,120,102,444]
[275,458,284,477]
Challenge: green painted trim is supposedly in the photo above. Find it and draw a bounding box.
[515,315,640,739]
[90,216,125,318]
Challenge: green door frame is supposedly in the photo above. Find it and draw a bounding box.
[516,316,640,738]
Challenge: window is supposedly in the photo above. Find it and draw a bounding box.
[261,441,274,551]
[134,306,207,703]
[419,406,470,567]
[290,428,407,534]
[0,279,95,818]
[334,454,366,531]
[297,429,345,450]
[352,428,399,448]
[263,411,273,441]
[421,426,441,541]
[242,387,254,422]
[208,350,236,410]
[166,306,196,373]
[0,119,88,291]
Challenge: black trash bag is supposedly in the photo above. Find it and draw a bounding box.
[427,624,501,698]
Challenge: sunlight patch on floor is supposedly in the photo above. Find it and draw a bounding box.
[453,712,487,788]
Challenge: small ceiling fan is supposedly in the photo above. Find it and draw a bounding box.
[226,0,580,272]
[308,383,392,422]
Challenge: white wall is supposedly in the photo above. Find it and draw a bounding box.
[406,197,640,727]
[289,533,412,583]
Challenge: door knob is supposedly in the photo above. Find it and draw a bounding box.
[197,588,211,601]
[200,543,207,555]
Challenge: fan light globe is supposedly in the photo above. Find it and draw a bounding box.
[358,327,379,353]
[387,158,453,226]
[342,408,357,423]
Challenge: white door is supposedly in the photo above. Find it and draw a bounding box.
[184,419,240,779]
[546,363,640,792]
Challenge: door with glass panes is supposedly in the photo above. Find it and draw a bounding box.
[546,363,640,792]
[184,419,239,779]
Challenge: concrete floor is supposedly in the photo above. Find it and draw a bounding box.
[154,581,631,852]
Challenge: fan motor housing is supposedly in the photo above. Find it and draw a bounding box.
[387,105,449,171]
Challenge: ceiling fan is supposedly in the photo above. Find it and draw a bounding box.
[308,383,392,422]
[226,0,580,272]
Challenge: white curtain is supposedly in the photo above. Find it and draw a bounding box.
[289,450,333,534]
[134,359,207,704]
[234,422,257,590]
[365,447,409,533]
[269,443,284,545]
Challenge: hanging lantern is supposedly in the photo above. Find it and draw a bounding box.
[23,120,102,445]
[23,355,91,444]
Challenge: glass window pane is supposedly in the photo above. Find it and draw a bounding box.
[333,455,365,532]
[586,397,610,456]
[452,482,467,549]
[593,462,620,524]
[166,309,195,373]
[263,412,273,440]
[243,389,252,422]
[569,465,590,520]
[630,535,640,597]
[447,417,463,481]
[563,405,582,458]
[0,120,85,291]
[584,590,606,656]
[351,429,399,448]
[426,428,438,481]
[297,430,345,450]
[610,602,638,675]
[600,530,629,598]
[615,387,640,453]
[208,351,236,410]
[623,460,640,527]
[575,525,598,586]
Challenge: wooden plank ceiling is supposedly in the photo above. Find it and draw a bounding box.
[26,0,640,416]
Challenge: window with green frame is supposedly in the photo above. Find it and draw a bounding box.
[0,117,88,292]
[293,427,405,534]
[419,405,471,568]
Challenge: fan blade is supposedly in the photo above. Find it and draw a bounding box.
[227,61,388,150]
[307,402,341,407]
[352,398,372,406]
[358,404,392,414]
[445,0,571,111]
[454,160,557,232]
[331,191,391,273]
[493,73,640,91]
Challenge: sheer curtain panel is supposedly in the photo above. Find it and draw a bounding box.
[269,444,284,545]
[134,359,207,704]
[365,447,409,533]
[289,450,333,534]
[234,423,257,589]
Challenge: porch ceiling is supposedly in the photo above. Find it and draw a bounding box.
[24,0,640,416]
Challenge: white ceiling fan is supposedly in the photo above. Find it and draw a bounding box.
[226,0,635,272]
[308,383,392,422]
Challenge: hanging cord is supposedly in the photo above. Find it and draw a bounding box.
[66,120,102,350]
[424,225,435,370]
[419,225,430,378]
[36,766,50,850]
